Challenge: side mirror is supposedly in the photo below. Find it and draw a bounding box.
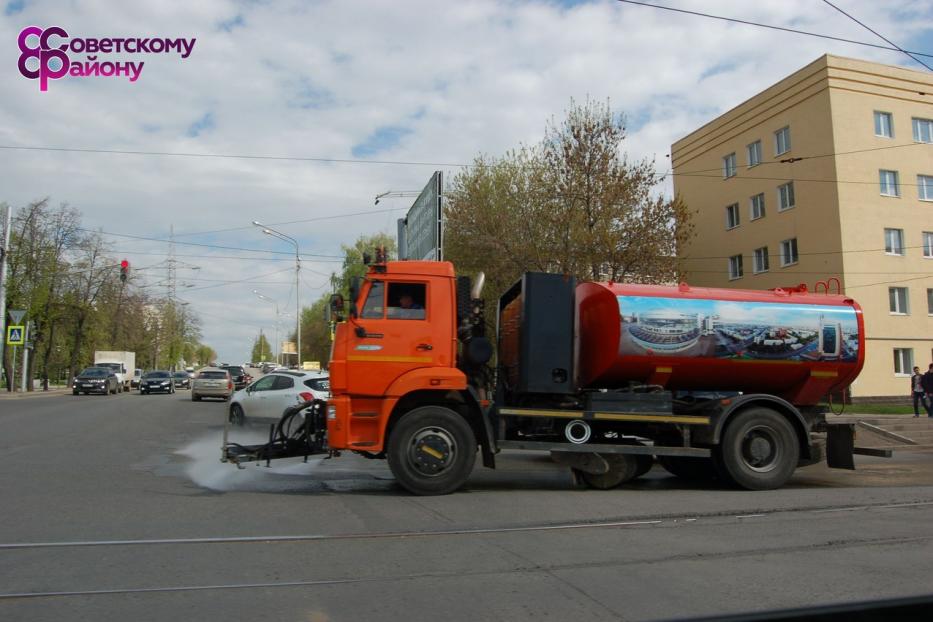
[327,294,345,323]
[348,277,360,318]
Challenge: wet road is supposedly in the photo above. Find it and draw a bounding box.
[1,390,932,621]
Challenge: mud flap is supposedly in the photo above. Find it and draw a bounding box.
[826,423,855,470]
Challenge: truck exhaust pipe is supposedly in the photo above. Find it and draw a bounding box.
[565,420,592,444]
[471,272,485,299]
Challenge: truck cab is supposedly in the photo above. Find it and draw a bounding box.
[328,261,472,454]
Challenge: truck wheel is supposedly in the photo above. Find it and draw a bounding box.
[229,404,245,426]
[719,407,799,490]
[387,406,477,496]
[581,454,638,489]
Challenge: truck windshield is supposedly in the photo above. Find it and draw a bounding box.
[361,281,385,319]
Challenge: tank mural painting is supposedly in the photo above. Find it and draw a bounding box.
[616,296,860,362]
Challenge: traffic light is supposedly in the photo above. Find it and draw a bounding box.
[120,259,129,282]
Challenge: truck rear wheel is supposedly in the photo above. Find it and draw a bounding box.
[719,407,799,490]
[580,454,638,490]
[387,406,477,496]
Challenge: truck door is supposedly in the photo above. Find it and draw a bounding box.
[346,279,441,397]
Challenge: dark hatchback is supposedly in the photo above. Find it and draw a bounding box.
[173,371,191,389]
[140,370,175,394]
[73,367,119,395]
[221,365,250,390]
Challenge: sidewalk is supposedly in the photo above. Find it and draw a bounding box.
[0,387,71,399]
[832,412,933,453]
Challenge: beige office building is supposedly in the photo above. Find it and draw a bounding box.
[672,55,933,400]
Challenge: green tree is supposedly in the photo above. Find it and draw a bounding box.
[250,333,273,364]
[445,98,694,315]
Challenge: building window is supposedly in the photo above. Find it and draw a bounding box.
[723,153,737,179]
[774,126,791,155]
[780,238,798,266]
[874,111,894,137]
[889,287,909,314]
[750,193,765,220]
[893,348,914,376]
[725,203,740,229]
[747,140,762,167]
[928,288,933,315]
[879,170,900,197]
[913,117,933,143]
[919,175,933,201]
[884,228,904,255]
[777,182,795,211]
[753,246,769,273]
[924,232,933,258]
[728,255,743,280]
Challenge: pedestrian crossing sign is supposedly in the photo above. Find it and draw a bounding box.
[6,325,24,346]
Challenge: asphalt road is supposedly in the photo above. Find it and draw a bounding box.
[1,389,932,621]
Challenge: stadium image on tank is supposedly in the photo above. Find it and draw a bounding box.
[617,296,859,362]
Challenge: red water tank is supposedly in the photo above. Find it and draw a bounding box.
[575,282,864,405]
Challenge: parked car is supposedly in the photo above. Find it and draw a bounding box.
[228,371,329,425]
[191,367,233,402]
[173,371,191,389]
[260,362,276,375]
[140,370,175,394]
[221,365,250,390]
[130,368,143,389]
[73,367,120,395]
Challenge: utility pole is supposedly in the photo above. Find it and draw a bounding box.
[253,221,300,368]
[0,206,11,391]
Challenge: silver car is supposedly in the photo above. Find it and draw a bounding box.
[228,371,329,425]
[191,367,233,401]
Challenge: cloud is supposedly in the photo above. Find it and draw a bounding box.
[1,0,930,361]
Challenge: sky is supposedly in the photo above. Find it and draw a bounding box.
[1,0,931,363]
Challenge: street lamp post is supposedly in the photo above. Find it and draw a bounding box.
[253,221,300,368]
[253,290,279,365]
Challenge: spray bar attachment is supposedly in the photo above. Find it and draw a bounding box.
[221,400,329,467]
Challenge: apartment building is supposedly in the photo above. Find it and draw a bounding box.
[672,54,932,400]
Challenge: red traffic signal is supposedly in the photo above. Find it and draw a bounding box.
[120,259,129,269]
[120,259,129,282]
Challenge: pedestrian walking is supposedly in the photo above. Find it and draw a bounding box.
[922,364,933,418]
[911,366,928,417]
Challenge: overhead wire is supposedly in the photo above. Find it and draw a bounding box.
[820,0,933,71]
[614,0,933,59]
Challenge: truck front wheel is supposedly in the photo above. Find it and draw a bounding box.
[387,406,477,496]
[719,407,799,490]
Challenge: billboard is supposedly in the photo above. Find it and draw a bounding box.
[399,171,442,260]
[281,341,297,355]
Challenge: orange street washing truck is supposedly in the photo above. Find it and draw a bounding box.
[223,254,881,495]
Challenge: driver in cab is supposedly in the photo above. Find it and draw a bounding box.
[388,292,425,319]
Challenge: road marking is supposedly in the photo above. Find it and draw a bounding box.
[2,500,931,552]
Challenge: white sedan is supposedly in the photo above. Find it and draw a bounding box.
[228,371,329,425]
